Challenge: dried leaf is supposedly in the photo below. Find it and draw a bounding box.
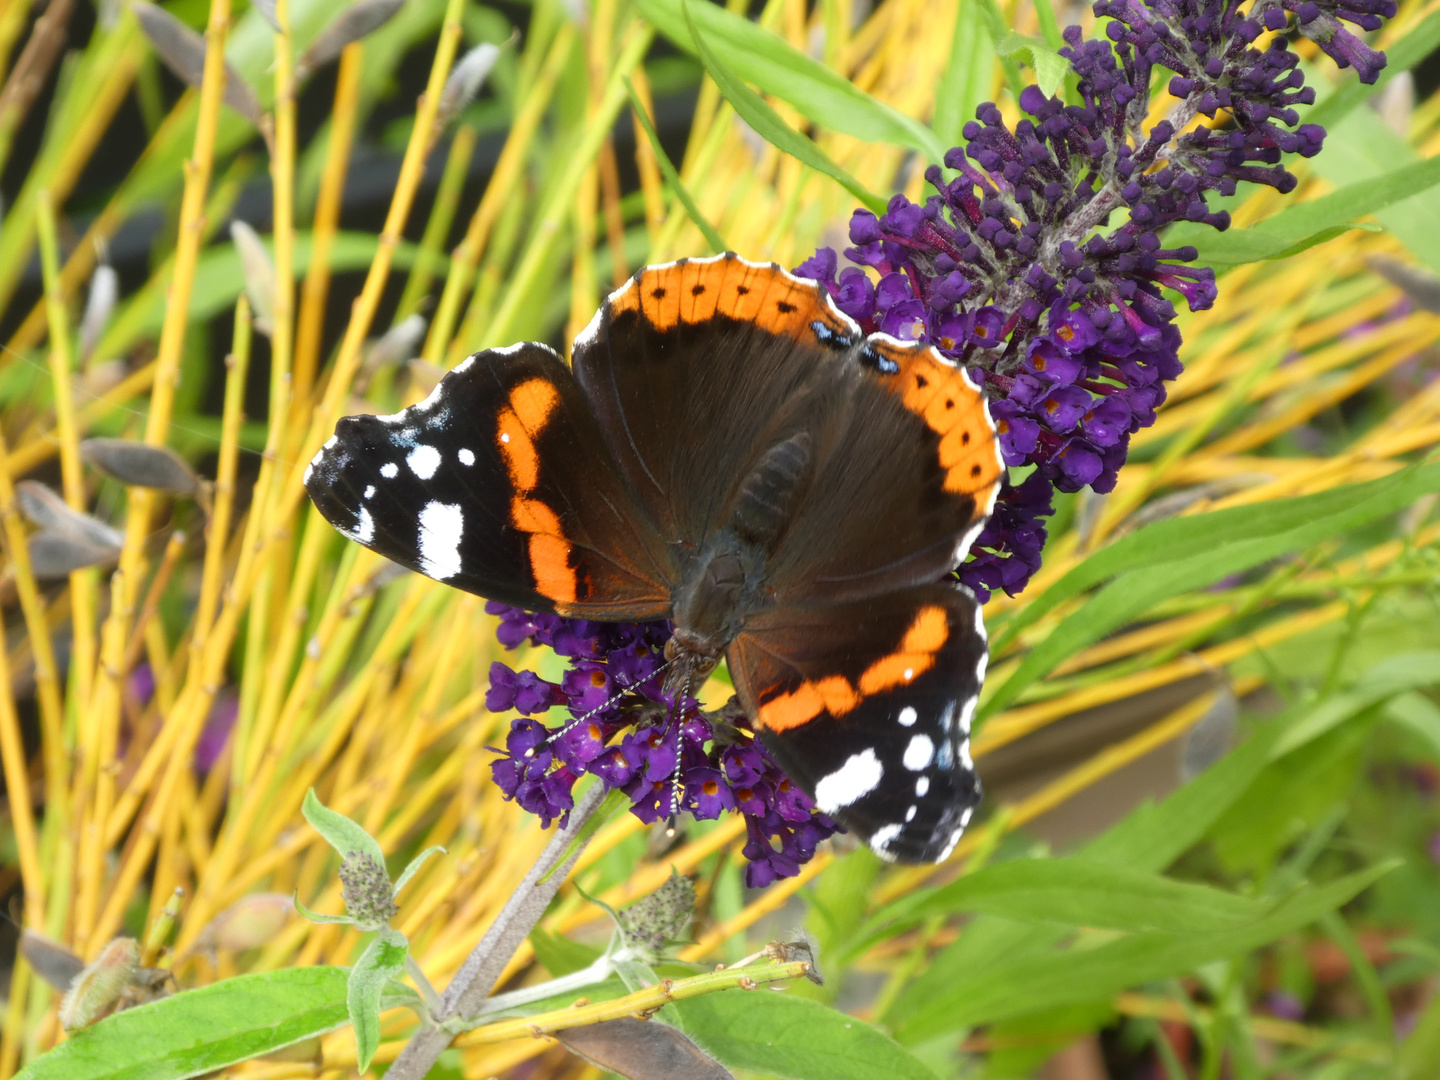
[81,438,201,495]
[131,1,266,126]
[79,263,119,363]
[16,481,124,549]
[28,532,121,578]
[557,1018,734,1080]
[1181,684,1239,781]
[365,313,427,370]
[1368,254,1440,313]
[197,893,295,953]
[229,220,276,336]
[437,41,501,128]
[20,930,86,992]
[1375,70,1414,138]
[252,0,281,32]
[295,0,407,81]
[59,938,139,1031]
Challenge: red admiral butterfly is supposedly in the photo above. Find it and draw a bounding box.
[305,254,1003,862]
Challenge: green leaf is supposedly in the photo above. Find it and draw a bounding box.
[16,968,358,1080]
[1179,222,1380,267]
[677,0,886,214]
[302,789,386,869]
[1082,718,1287,871]
[529,928,605,977]
[890,862,1397,1043]
[674,990,940,1080]
[933,0,996,150]
[983,463,1440,718]
[1273,651,1440,756]
[995,33,1069,98]
[623,75,728,253]
[347,931,409,1073]
[1170,155,1440,269]
[392,846,447,899]
[636,0,942,161]
[884,858,1268,934]
[293,896,355,926]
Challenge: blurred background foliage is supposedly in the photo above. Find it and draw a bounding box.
[0,0,1437,1076]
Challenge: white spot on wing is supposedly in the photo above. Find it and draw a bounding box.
[380,463,399,479]
[903,667,914,682]
[903,734,935,771]
[407,445,442,479]
[814,750,883,814]
[905,806,917,822]
[324,435,338,449]
[458,448,475,465]
[453,354,477,373]
[898,706,917,727]
[973,603,987,642]
[364,485,376,499]
[417,502,464,580]
[869,822,903,858]
[351,506,374,544]
[303,463,314,484]
[954,520,985,565]
[915,776,930,797]
[958,697,977,733]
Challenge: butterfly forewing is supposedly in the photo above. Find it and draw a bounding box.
[304,343,676,619]
[728,583,986,863]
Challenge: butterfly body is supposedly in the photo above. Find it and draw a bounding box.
[306,254,1003,863]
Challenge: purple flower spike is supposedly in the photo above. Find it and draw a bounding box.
[484,613,840,885]
[792,0,1389,600]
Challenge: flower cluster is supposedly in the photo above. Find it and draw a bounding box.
[796,0,1394,600]
[485,602,841,887]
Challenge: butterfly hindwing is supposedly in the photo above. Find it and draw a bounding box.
[304,343,676,619]
[727,583,986,863]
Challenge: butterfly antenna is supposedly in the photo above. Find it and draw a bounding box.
[664,665,696,835]
[544,654,679,746]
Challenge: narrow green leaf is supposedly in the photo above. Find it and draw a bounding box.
[1272,652,1440,757]
[302,789,387,868]
[934,0,995,151]
[623,76,729,253]
[16,968,356,1080]
[347,931,409,1073]
[293,896,356,926]
[1180,222,1380,267]
[1169,155,1440,268]
[392,846,447,898]
[675,990,941,1080]
[983,463,1440,718]
[891,863,1398,1043]
[884,858,1268,934]
[1082,718,1287,870]
[636,0,942,161]
[679,0,886,214]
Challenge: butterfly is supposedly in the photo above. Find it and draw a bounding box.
[305,253,1003,862]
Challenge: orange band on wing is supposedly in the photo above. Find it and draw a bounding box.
[608,255,854,343]
[496,378,577,605]
[755,607,950,733]
[858,604,949,695]
[866,338,1003,498]
[509,377,559,430]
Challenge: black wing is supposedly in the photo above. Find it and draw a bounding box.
[728,583,987,863]
[305,342,676,620]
